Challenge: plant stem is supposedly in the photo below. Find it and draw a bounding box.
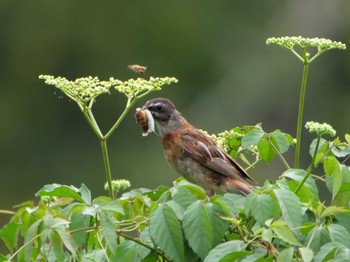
[267,136,290,169]
[295,134,321,194]
[101,139,114,199]
[294,51,310,169]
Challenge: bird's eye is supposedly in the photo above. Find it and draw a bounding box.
[154,104,163,111]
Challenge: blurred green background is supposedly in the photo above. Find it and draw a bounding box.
[0,1,349,223]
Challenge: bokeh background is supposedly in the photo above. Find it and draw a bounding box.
[1,1,349,225]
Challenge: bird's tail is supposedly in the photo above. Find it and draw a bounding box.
[220,178,253,196]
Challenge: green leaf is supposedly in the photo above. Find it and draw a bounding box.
[49,229,65,261]
[309,138,328,157]
[305,226,331,253]
[80,183,91,204]
[111,240,150,262]
[203,240,244,262]
[332,144,350,157]
[55,226,77,255]
[36,184,84,202]
[23,219,42,261]
[323,156,339,176]
[327,224,350,247]
[245,193,277,225]
[242,130,265,147]
[99,200,124,214]
[276,247,293,262]
[332,167,343,201]
[205,203,228,246]
[182,201,213,260]
[172,185,198,210]
[333,182,350,206]
[345,134,350,144]
[150,205,184,262]
[320,206,349,218]
[258,139,276,163]
[98,209,117,253]
[334,246,350,260]
[270,131,290,154]
[273,189,303,229]
[334,212,350,234]
[219,251,252,262]
[271,221,302,246]
[213,193,244,215]
[281,169,319,201]
[70,212,89,245]
[299,247,314,262]
[313,242,344,262]
[0,221,19,252]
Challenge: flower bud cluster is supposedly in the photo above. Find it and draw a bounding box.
[113,77,178,98]
[266,36,346,51]
[104,179,131,193]
[39,75,113,105]
[305,121,336,137]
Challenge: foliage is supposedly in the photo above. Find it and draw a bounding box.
[1,36,349,261]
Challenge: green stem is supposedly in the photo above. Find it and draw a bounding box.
[294,51,310,168]
[294,134,321,194]
[101,139,114,199]
[267,136,290,169]
[9,234,41,261]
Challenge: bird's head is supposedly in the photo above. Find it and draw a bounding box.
[142,98,186,137]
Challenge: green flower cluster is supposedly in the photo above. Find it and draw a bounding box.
[305,121,336,137]
[113,77,178,98]
[39,75,113,105]
[104,179,131,193]
[266,36,346,51]
[214,130,244,152]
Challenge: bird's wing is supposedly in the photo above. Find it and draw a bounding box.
[181,129,254,182]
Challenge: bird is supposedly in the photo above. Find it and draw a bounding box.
[137,98,254,196]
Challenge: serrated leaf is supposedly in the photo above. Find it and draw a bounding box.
[99,200,124,214]
[172,185,197,209]
[150,205,184,262]
[332,144,350,157]
[98,209,117,253]
[36,184,84,202]
[321,206,348,218]
[332,168,343,201]
[327,224,350,246]
[281,169,319,201]
[55,226,77,255]
[203,240,244,262]
[183,201,213,260]
[273,189,302,229]
[309,138,328,157]
[270,132,290,154]
[313,242,343,262]
[271,222,302,246]
[0,221,19,252]
[111,240,150,261]
[299,247,314,262]
[242,130,265,147]
[323,156,339,176]
[334,246,350,260]
[258,139,276,163]
[80,184,91,204]
[246,193,277,225]
[305,226,331,253]
[70,212,89,245]
[276,247,293,262]
[49,229,65,261]
[345,134,350,144]
[205,203,228,246]
[220,251,251,262]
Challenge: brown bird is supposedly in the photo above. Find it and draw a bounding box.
[137,98,254,196]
